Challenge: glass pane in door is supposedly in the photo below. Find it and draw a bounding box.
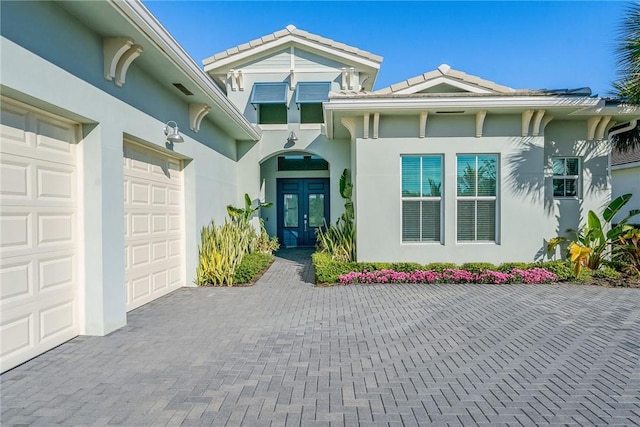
[283,194,298,227]
[308,194,325,227]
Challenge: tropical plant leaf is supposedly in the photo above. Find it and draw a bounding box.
[603,194,632,222]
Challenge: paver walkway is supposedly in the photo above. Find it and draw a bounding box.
[2,248,640,426]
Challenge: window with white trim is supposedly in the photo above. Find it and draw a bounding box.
[456,154,498,242]
[401,155,442,242]
[552,157,580,197]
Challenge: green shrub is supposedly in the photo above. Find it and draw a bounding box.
[389,262,423,273]
[593,266,621,280]
[195,219,254,286]
[234,252,274,284]
[603,259,626,272]
[460,262,497,273]
[535,260,573,281]
[425,262,459,272]
[497,262,531,272]
[312,252,358,284]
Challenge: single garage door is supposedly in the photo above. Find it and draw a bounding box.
[123,141,184,311]
[0,99,79,372]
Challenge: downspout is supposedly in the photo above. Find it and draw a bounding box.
[608,119,638,139]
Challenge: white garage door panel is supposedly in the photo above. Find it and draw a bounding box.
[0,99,79,372]
[124,142,184,312]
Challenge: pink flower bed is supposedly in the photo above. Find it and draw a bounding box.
[338,268,557,285]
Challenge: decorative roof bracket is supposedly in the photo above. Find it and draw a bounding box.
[587,116,601,140]
[103,37,143,87]
[475,110,487,138]
[228,69,244,91]
[363,113,370,139]
[341,117,357,143]
[372,112,380,139]
[595,116,612,140]
[189,103,211,132]
[419,111,428,138]
[521,110,534,137]
[531,110,545,136]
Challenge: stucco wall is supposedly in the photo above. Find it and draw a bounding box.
[355,115,609,264]
[612,165,640,223]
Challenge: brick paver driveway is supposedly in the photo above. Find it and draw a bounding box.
[2,249,640,426]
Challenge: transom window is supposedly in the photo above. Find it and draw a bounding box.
[456,154,498,242]
[552,157,580,197]
[401,155,442,242]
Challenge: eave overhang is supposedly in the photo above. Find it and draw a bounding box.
[323,95,640,140]
[58,0,261,141]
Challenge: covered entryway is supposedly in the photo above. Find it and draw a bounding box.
[0,98,80,372]
[123,141,184,312]
[277,178,330,247]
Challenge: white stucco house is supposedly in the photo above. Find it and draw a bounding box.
[1,0,639,372]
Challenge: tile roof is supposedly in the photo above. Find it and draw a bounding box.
[203,24,383,66]
[375,64,516,94]
[612,145,640,166]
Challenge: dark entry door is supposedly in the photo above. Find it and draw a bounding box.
[277,178,330,247]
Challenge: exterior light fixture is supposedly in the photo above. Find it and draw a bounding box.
[287,131,298,143]
[164,121,184,143]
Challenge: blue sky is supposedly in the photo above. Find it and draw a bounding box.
[144,1,629,96]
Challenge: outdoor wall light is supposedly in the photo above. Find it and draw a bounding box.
[287,131,298,143]
[164,121,184,143]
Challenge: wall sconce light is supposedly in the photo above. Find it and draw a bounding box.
[164,121,184,143]
[287,131,298,143]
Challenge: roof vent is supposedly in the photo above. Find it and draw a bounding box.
[173,83,194,96]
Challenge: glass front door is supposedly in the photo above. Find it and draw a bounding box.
[277,178,330,247]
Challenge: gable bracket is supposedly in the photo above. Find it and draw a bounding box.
[228,69,244,91]
[189,103,211,132]
[475,111,487,138]
[341,67,356,90]
[419,111,428,138]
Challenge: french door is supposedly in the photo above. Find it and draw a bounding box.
[277,178,330,247]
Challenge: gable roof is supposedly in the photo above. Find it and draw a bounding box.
[203,24,382,70]
[202,25,382,80]
[375,64,515,95]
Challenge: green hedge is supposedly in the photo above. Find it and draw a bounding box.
[312,254,589,285]
[234,252,274,284]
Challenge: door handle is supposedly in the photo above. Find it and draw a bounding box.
[303,214,308,232]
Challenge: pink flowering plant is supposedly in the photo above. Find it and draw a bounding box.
[338,267,557,286]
